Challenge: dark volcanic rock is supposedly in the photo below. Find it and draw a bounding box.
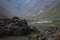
[0,17,38,37]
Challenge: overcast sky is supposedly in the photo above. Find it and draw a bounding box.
[0,0,57,17]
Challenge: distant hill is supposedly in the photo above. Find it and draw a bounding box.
[33,1,60,20]
[45,2,60,20]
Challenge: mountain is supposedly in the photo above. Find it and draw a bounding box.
[0,0,60,20]
[34,0,60,20]
[44,2,60,20]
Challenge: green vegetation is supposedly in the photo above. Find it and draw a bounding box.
[31,21,60,27]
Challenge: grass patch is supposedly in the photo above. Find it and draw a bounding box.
[31,21,60,27]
